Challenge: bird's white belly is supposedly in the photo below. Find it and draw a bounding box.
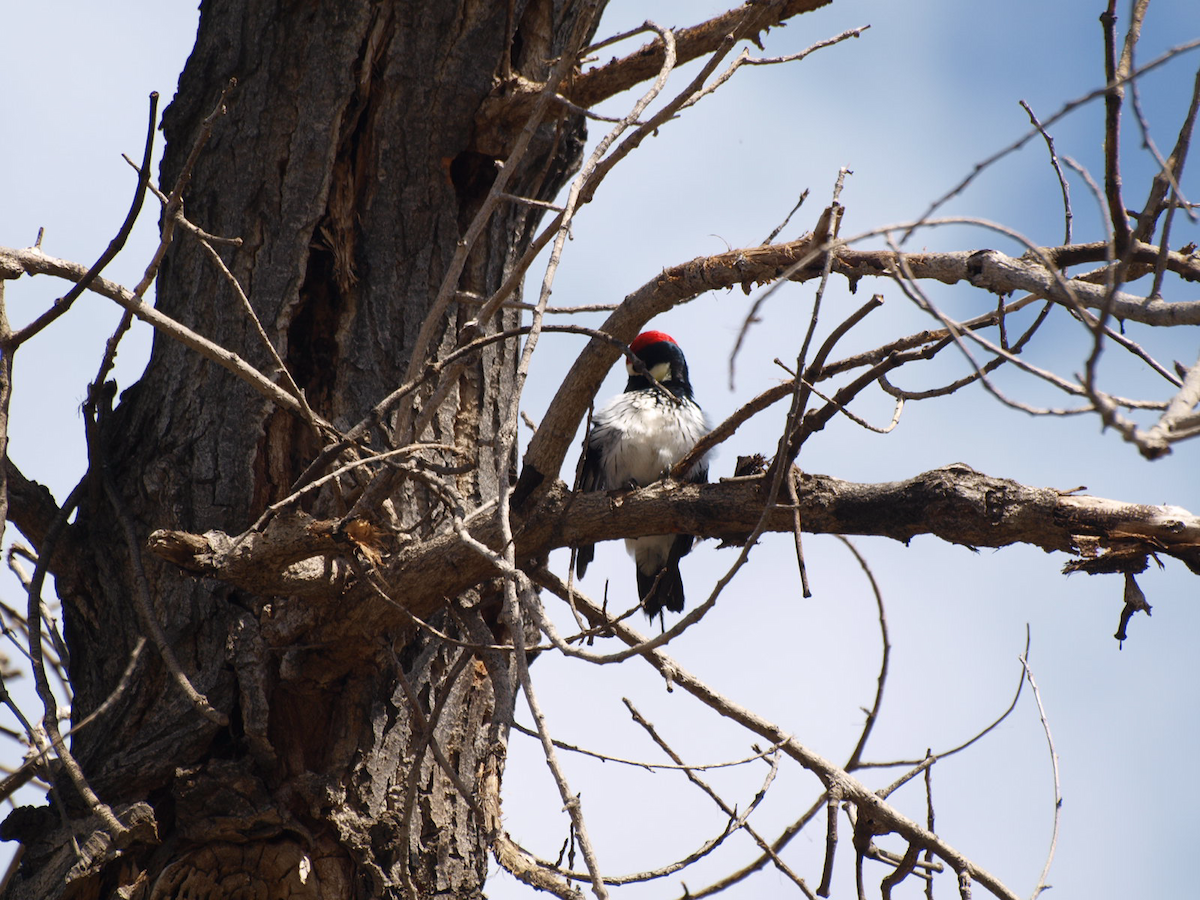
[626,534,675,572]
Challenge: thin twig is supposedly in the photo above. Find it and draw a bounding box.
[1020,650,1062,899]
[624,699,814,897]
[1101,0,1135,252]
[131,79,237,301]
[506,575,609,898]
[689,794,828,898]
[23,480,127,842]
[0,637,147,804]
[839,536,891,773]
[1020,100,1073,246]
[565,592,1022,900]
[761,189,810,245]
[99,474,227,726]
[858,630,1030,770]
[684,26,870,111]
[5,92,159,351]
[785,467,811,598]
[509,720,787,772]
[904,34,1200,241]
[924,751,936,900]
[7,246,330,426]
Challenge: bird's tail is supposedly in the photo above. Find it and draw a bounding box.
[576,543,595,579]
[638,562,685,619]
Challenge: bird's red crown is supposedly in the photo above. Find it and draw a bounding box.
[630,330,677,354]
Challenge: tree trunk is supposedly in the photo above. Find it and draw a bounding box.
[3,1,598,897]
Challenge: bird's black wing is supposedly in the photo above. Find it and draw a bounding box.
[575,425,605,579]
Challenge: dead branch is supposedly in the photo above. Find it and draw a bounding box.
[100,474,227,727]
[1020,652,1062,900]
[625,700,814,896]
[0,245,328,428]
[835,245,1200,324]
[3,94,158,352]
[148,467,1200,628]
[560,1,831,114]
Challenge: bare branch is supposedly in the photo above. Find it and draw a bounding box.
[22,483,127,844]
[839,537,891,772]
[1020,100,1074,245]
[516,222,1200,507]
[905,34,1200,239]
[0,637,146,805]
[859,634,1029,771]
[99,474,227,726]
[1140,350,1200,450]
[1100,0,1141,253]
[624,699,816,897]
[682,25,869,110]
[4,93,158,351]
[837,242,1200,326]
[509,720,788,772]
[150,468,1200,640]
[566,0,833,110]
[1020,651,1062,900]
[0,245,330,427]
[506,574,609,898]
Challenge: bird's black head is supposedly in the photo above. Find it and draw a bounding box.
[624,330,694,399]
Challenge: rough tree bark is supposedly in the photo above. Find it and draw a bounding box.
[3,1,600,897]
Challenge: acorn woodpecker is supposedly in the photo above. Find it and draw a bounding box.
[575,331,710,619]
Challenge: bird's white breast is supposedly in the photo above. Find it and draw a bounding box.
[591,391,709,488]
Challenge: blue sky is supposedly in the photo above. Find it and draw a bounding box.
[3,1,1198,898]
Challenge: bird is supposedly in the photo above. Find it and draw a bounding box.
[575,330,710,619]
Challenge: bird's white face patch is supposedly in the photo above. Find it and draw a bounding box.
[625,359,673,384]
